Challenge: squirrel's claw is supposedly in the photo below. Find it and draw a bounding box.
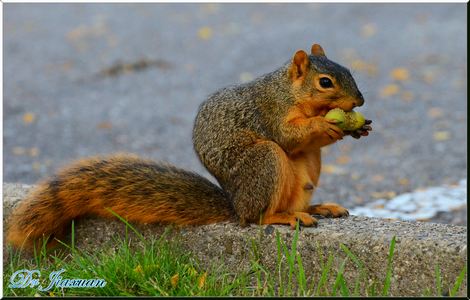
[349,131,361,139]
[345,119,372,139]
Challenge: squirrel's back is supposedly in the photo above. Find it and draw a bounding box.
[7,154,235,250]
[194,63,292,139]
[193,64,294,181]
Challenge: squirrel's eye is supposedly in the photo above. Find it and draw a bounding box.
[319,77,334,88]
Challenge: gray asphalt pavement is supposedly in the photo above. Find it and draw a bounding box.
[3,4,467,224]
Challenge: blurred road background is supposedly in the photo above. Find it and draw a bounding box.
[3,3,467,225]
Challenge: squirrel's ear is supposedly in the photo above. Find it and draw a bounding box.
[311,44,326,57]
[290,50,310,81]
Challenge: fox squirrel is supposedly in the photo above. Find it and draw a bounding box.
[7,43,372,251]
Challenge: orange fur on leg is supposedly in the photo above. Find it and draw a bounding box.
[262,211,318,229]
[305,203,349,218]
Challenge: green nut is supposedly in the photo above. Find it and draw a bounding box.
[325,108,366,131]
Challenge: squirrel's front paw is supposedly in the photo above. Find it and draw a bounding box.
[313,117,345,142]
[345,119,372,139]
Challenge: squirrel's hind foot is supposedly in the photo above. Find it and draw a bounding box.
[305,203,349,218]
[262,212,318,229]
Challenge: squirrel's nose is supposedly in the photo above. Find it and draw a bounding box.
[355,91,365,107]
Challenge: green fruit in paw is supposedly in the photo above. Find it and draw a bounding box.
[325,108,346,128]
[349,111,366,130]
[325,108,366,131]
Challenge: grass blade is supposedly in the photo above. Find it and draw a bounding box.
[105,207,145,241]
[434,264,442,296]
[332,257,348,296]
[449,264,467,296]
[275,231,284,296]
[71,219,75,252]
[315,253,333,296]
[296,252,307,295]
[340,243,367,296]
[340,243,364,269]
[287,221,300,295]
[339,275,350,296]
[382,236,396,296]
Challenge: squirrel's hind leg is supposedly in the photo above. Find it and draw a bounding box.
[223,140,295,226]
[224,140,318,229]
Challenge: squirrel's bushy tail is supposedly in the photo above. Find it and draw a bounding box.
[6,154,235,251]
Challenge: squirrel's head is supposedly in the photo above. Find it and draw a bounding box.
[288,44,364,115]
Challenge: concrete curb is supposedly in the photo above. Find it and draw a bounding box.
[3,183,467,296]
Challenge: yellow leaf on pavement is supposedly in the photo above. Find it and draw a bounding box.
[198,27,213,40]
[427,107,444,119]
[350,59,378,77]
[390,67,410,81]
[336,155,351,165]
[372,174,384,182]
[433,131,450,141]
[23,112,36,124]
[322,164,347,175]
[360,23,377,38]
[370,191,396,199]
[380,84,400,98]
[29,147,40,157]
[12,146,26,156]
[398,178,409,186]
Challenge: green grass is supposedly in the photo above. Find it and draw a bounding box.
[3,220,467,297]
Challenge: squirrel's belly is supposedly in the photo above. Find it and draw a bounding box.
[287,151,321,212]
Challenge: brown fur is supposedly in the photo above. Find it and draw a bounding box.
[7,154,235,251]
[7,43,367,251]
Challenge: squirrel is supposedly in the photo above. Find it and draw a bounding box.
[7,43,372,251]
